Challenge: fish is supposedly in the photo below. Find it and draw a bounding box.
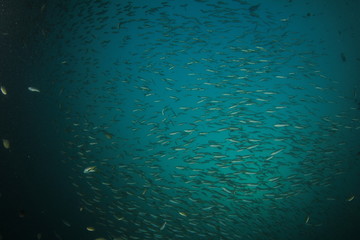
[274,124,289,128]
[249,4,260,17]
[2,139,10,149]
[83,166,97,174]
[160,221,167,230]
[178,211,187,217]
[1,86,7,95]
[270,148,285,156]
[347,195,355,202]
[103,131,113,139]
[86,226,95,231]
[28,87,40,92]
[222,187,232,194]
[62,220,71,227]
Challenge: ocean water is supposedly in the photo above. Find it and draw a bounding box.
[0,0,359,239]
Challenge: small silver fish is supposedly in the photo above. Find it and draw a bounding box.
[1,86,7,95]
[83,166,96,174]
[160,221,167,230]
[28,87,40,92]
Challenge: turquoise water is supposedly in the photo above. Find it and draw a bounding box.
[1,0,360,239]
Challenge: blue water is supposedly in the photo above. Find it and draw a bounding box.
[1,0,359,239]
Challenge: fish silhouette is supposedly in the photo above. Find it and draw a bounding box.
[249,4,260,17]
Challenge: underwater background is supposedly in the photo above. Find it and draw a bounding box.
[1,0,360,239]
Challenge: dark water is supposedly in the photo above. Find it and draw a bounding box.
[1,0,360,239]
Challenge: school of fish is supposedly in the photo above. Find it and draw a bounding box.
[5,0,358,239]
